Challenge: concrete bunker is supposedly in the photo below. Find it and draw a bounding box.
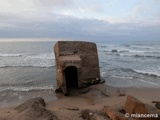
[54,41,100,95]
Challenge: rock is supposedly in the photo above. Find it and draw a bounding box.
[16,103,58,120]
[103,106,117,120]
[152,101,160,103]
[89,113,109,120]
[125,95,148,114]
[63,107,79,111]
[91,78,101,84]
[14,97,58,120]
[102,106,132,120]
[101,91,110,97]
[101,88,110,97]
[116,89,125,97]
[99,78,105,84]
[14,97,45,113]
[80,109,107,120]
[79,88,90,94]
[81,109,89,119]
[112,49,118,53]
[155,103,160,109]
[152,101,160,109]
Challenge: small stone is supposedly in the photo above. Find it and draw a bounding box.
[116,89,125,96]
[89,113,109,120]
[89,112,93,116]
[155,103,160,109]
[101,91,110,97]
[79,88,90,94]
[103,106,131,120]
[63,107,79,111]
[152,101,160,103]
[99,79,105,84]
[81,109,109,120]
[152,101,160,109]
[101,89,110,97]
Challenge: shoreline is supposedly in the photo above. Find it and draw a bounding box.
[0,83,160,119]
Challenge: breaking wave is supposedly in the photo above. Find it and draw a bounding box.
[124,44,156,49]
[133,69,160,78]
[27,53,55,60]
[106,52,160,59]
[0,53,55,68]
[120,68,159,77]
[132,55,160,59]
[0,53,22,57]
[109,68,160,78]
[0,65,55,68]
[0,86,55,92]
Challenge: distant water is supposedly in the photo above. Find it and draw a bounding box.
[97,40,160,88]
[0,39,160,108]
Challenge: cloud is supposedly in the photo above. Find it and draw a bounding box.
[131,4,145,15]
[0,12,159,41]
[35,0,73,8]
[0,0,159,41]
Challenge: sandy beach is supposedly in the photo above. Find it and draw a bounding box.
[0,82,160,120]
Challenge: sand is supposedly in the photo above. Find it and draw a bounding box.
[0,83,160,120]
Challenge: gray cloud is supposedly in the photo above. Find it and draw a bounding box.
[0,0,160,41]
[0,12,159,41]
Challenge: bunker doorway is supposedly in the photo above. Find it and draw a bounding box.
[65,66,78,89]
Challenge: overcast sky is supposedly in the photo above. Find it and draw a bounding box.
[0,0,160,41]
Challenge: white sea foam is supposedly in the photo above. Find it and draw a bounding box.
[0,65,55,68]
[0,53,22,57]
[0,53,55,68]
[0,86,55,92]
[137,79,160,87]
[128,50,147,53]
[130,45,154,49]
[133,69,160,77]
[27,53,55,60]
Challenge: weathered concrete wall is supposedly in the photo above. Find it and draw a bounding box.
[54,41,100,94]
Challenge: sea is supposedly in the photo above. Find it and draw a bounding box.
[0,38,160,108]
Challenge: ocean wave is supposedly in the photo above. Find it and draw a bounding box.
[124,44,154,49]
[114,53,160,59]
[133,55,160,59]
[110,49,129,53]
[121,68,160,77]
[133,69,160,78]
[0,86,55,92]
[128,50,147,53]
[0,53,22,57]
[0,65,55,68]
[102,49,159,55]
[126,68,160,78]
[109,68,160,78]
[137,79,160,87]
[117,68,136,73]
[27,53,55,60]
[103,49,150,54]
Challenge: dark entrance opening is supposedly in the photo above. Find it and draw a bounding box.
[65,66,78,89]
